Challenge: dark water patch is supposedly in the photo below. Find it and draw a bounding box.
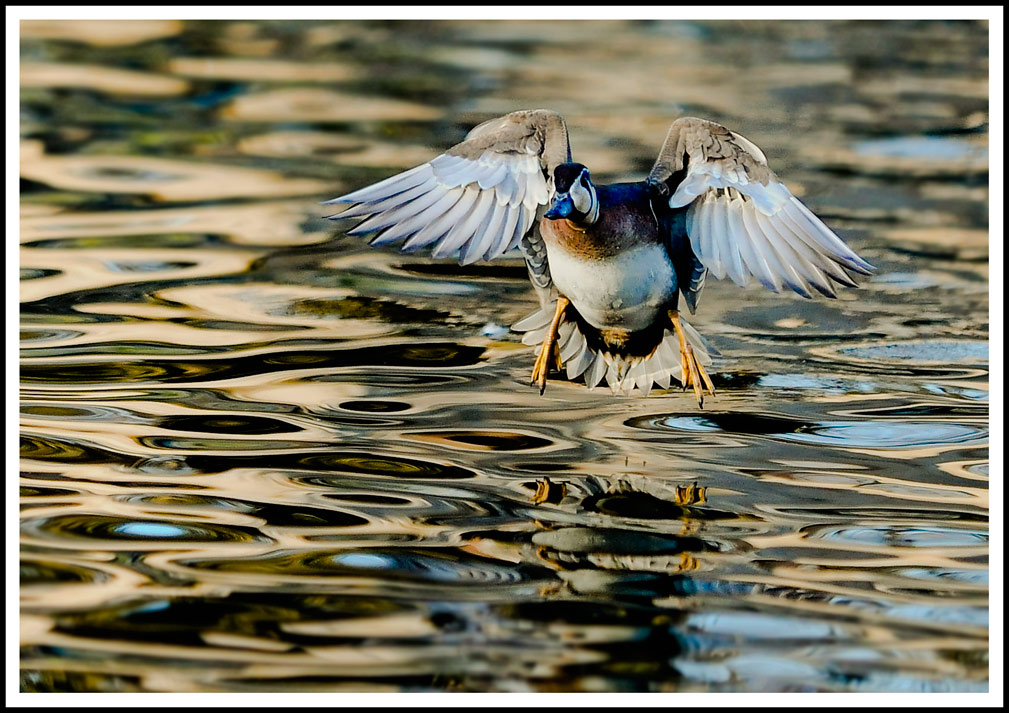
[183,450,477,480]
[888,243,989,262]
[52,598,284,647]
[292,296,452,324]
[20,279,200,321]
[841,402,988,419]
[322,493,414,506]
[20,184,166,212]
[20,669,142,693]
[157,414,302,435]
[813,163,987,184]
[22,232,225,250]
[704,371,765,390]
[20,328,83,342]
[582,492,739,522]
[22,514,270,545]
[627,411,808,436]
[771,506,987,525]
[266,343,484,368]
[209,674,457,693]
[309,371,469,388]
[121,493,370,528]
[21,360,217,385]
[182,548,546,585]
[179,319,297,332]
[20,267,62,281]
[404,430,553,451]
[20,433,134,466]
[300,453,477,480]
[397,262,531,281]
[339,399,412,413]
[20,342,486,385]
[21,403,155,424]
[139,435,330,451]
[21,559,106,586]
[50,591,421,651]
[531,527,718,557]
[745,331,890,345]
[501,598,684,628]
[22,501,77,512]
[99,386,297,413]
[20,485,81,498]
[21,341,232,358]
[755,547,900,563]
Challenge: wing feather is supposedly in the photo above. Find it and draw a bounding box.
[431,188,494,259]
[462,199,507,265]
[326,110,570,266]
[650,117,873,298]
[402,188,477,253]
[722,192,751,287]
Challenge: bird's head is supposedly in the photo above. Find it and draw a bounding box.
[545,163,598,224]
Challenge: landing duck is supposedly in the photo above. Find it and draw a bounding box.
[324,110,873,406]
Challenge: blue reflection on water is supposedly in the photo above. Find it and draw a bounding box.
[331,553,395,569]
[114,522,189,538]
[783,421,986,449]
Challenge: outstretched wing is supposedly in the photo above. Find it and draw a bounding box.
[649,117,873,299]
[324,109,571,266]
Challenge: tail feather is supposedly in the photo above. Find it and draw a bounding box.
[511,301,717,395]
[585,351,607,388]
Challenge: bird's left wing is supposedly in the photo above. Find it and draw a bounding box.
[324,109,570,265]
[649,117,873,298]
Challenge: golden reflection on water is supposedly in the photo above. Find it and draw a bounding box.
[19,18,988,694]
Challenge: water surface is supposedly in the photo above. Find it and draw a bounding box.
[19,19,989,693]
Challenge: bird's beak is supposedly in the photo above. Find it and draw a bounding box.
[544,193,574,220]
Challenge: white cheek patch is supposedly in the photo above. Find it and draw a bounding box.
[570,180,592,213]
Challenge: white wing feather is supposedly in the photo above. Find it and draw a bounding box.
[663,122,872,296]
[326,147,551,265]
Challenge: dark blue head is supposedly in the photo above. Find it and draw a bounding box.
[545,163,598,223]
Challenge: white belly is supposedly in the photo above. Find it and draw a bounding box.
[547,242,678,332]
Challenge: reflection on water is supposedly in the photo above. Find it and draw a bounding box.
[19,19,988,693]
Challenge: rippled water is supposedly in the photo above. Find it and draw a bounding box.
[19,19,990,693]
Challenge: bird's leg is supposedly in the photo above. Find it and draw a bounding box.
[531,296,570,395]
[668,310,715,407]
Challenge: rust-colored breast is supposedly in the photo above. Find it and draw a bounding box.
[539,196,662,261]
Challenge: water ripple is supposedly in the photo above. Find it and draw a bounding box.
[18,17,989,695]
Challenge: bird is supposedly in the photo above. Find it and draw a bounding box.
[323,109,873,407]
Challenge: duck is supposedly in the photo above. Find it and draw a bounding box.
[324,110,873,406]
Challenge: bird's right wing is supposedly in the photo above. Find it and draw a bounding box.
[324,109,571,265]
